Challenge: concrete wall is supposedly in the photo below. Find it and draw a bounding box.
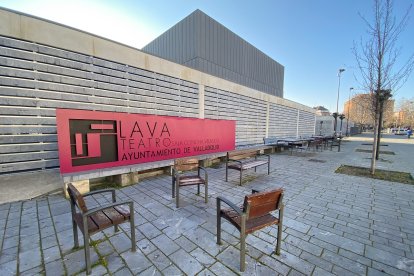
[314,116,351,136]
[0,8,315,177]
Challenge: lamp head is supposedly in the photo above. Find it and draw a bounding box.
[337,68,345,77]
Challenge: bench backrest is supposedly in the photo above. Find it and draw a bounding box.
[67,183,88,213]
[263,137,279,145]
[174,158,199,171]
[243,188,283,219]
[227,149,259,160]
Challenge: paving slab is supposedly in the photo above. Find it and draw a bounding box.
[0,133,413,275]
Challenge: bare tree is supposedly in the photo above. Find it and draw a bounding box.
[353,0,414,174]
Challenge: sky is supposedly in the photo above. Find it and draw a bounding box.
[1,0,413,113]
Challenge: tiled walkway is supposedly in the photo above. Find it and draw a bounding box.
[0,134,413,275]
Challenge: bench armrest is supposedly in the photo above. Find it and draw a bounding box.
[227,159,243,165]
[256,153,270,163]
[216,196,243,216]
[172,167,178,177]
[84,189,117,202]
[83,200,134,217]
[83,188,116,197]
[198,166,208,180]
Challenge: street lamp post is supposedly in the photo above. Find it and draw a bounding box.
[339,114,345,136]
[332,112,338,135]
[334,68,345,135]
[346,87,354,136]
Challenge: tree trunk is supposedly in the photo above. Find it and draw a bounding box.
[376,100,384,160]
[370,98,380,175]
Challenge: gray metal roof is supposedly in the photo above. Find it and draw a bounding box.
[142,10,284,97]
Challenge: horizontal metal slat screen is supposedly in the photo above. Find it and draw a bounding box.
[204,86,266,147]
[0,36,199,174]
[268,104,298,138]
[298,110,316,137]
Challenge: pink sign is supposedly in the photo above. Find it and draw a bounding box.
[56,109,236,174]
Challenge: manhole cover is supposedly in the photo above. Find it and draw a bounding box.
[308,159,327,163]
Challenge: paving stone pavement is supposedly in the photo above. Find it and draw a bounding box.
[0,133,413,275]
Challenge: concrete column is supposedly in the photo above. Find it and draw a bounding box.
[199,84,205,119]
[113,172,139,187]
[296,109,300,138]
[265,102,270,138]
[64,179,90,198]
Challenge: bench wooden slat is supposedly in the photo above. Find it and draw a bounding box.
[90,211,113,230]
[102,208,129,224]
[73,213,99,233]
[228,150,259,160]
[245,189,283,219]
[177,175,205,186]
[221,209,279,234]
[175,158,199,171]
[228,160,268,171]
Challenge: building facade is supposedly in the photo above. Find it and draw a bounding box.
[143,10,284,97]
[344,93,394,128]
[0,8,314,182]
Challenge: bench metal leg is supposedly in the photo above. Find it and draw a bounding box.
[130,203,136,252]
[216,199,222,245]
[197,183,200,195]
[276,205,284,255]
[205,181,208,203]
[171,176,175,198]
[240,220,246,272]
[239,170,243,186]
[83,221,91,274]
[225,165,228,182]
[175,181,180,208]
[72,219,79,248]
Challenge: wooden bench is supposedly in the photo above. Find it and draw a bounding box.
[263,137,290,153]
[172,158,208,208]
[67,184,136,274]
[226,149,270,185]
[309,138,323,152]
[217,188,284,271]
[330,137,342,152]
[295,139,323,154]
